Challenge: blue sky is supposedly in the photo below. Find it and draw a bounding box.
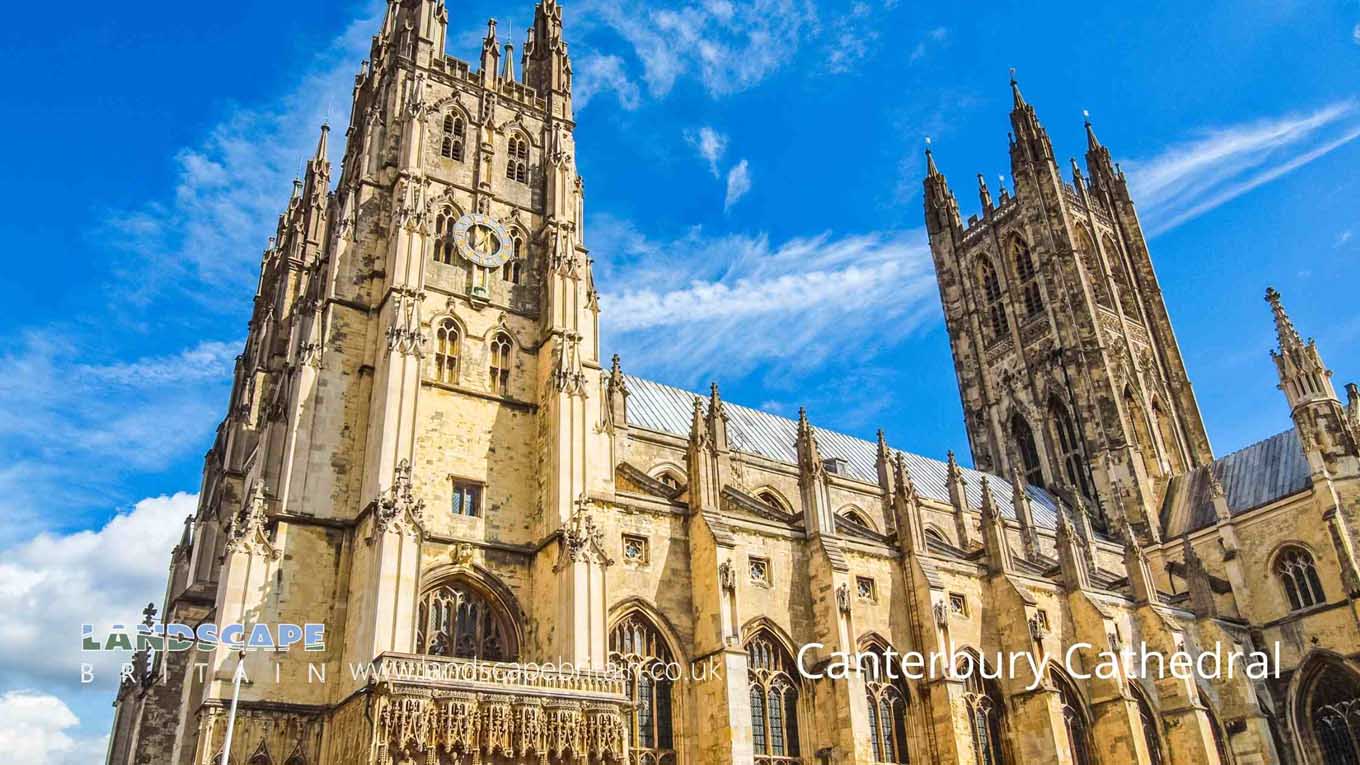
[1,0,1357,759]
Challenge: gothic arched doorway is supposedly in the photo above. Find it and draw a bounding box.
[1295,657,1360,764]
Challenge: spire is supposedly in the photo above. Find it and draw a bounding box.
[605,354,629,429]
[480,18,501,78]
[1122,519,1160,604]
[689,397,708,448]
[525,0,572,101]
[875,430,895,494]
[314,122,330,163]
[922,138,961,236]
[1083,110,1101,151]
[1009,68,1025,108]
[891,452,927,555]
[979,478,1014,574]
[977,173,993,215]
[1010,466,1040,560]
[503,43,517,81]
[925,143,940,177]
[707,383,729,451]
[1056,509,1092,591]
[1266,287,1304,353]
[944,451,974,549]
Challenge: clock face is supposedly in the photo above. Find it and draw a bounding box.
[451,213,510,268]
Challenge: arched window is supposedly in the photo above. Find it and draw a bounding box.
[861,643,910,763]
[433,210,457,265]
[1103,235,1137,318]
[1131,683,1164,765]
[1124,388,1161,475]
[440,114,465,161]
[248,753,271,765]
[757,490,790,516]
[416,578,517,661]
[1299,659,1360,764]
[284,756,305,765]
[1200,692,1236,765]
[1075,227,1112,309]
[610,613,677,763]
[1051,669,1093,765]
[747,631,801,764]
[841,510,874,530]
[1049,399,1092,499]
[1011,413,1044,488]
[656,471,682,491]
[978,259,1008,339]
[960,652,1008,765]
[489,333,512,395]
[924,527,950,548]
[1011,237,1043,317]
[506,135,529,184]
[503,232,524,284]
[1275,545,1326,611]
[434,318,459,384]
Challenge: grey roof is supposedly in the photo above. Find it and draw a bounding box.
[624,375,1061,529]
[1160,428,1311,537]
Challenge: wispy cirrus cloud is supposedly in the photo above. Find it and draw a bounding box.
[104,2,383,307]
[594,215,937,383]
[724,159,753,210]
[1123,100,1360,236]
[686,126,729,177]
[575,53,642,110]
[576,0,815,100]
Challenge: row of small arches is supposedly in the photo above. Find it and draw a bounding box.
[438,114,530,185]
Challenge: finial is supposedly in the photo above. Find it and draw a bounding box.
[1084,111,1102,151]
[924,136,940,177]
[1009,68,1025,108]
[1266,286,1303,350]
[1082,108,1090,125]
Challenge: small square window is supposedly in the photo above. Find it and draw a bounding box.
[451,481,482,517]
[622,534,649,565]
[749,556,770,584]
[1035,608,1050,631]
[856,576,876,602]
[948,592,968,617]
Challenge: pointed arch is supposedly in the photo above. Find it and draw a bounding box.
[502,226,527,285]
[1049,665,1094,765]
[744,624,803,763]
[1102,233,1137,317]
[247,740,272,765]
[431,315,462,384]
[1198,686,1236,765]
[1048,397,1092,499]
[977,257,1009,338]
[1149,397,1186,475]
[440,109,466,161]
[650,464,687,492]
[488,332,513,394]
[1291,652,1360,764]
[1130,681,1165,765]
[836,505,877,532]
[506,131,530,184]
[1123,386,1160,474]
[609,606,679,762]
[416,569,522,661]
[1009,234,1043,317]
[859,636,912,763]
[1271,543,1327,612]
[1073,225,1113,309]
[754,487,794,516]
[1011,412,1044,488]
[958,649,1009,765]
[432,206,460,265]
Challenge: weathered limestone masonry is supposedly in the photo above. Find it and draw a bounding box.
[108,4,1360,765]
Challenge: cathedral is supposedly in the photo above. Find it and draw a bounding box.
[106,1,1360,764]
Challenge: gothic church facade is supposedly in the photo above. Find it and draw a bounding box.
[107,2,1360,764]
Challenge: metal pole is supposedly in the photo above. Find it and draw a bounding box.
[220,649,247,765]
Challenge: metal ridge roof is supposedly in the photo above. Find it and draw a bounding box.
[623,375,1061,529]
[1161,427,1310,537]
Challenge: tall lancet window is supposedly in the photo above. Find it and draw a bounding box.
[960,652,1008,765]
[489,333,512,395]
[1011,236,1043,317]
[440,114,465,161]
[747,631,801,764]
[433,210,457,265]
[1075,227,1112,309]
[503,232,525,285]
[416,579,517,661]
[1052,669,1094,765]
[433,318,460,384]
[979,259,1008,339]
[1049,398,1092,499]
[1011,414,1044,488]
[861,643,911,763]
[506,135,529,183]
[609,614,677,763]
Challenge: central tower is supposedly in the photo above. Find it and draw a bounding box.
[924,78,1213,538]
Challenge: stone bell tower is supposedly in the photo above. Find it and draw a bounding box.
[924,76,1213,538]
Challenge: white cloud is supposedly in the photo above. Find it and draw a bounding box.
[908,26,948,64]
[1353,22,1359,45]
[1122,100,1360,235]
[686,127,729,177]
[575,53,642,110]
[0,492,195,693]
[0,691,109,765]
[577,0,814,99]
[1337,229,1353,248]
[724,160,752,210]
[596,220,937,383]
[0,335,233,541]
[105,4,383,306]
